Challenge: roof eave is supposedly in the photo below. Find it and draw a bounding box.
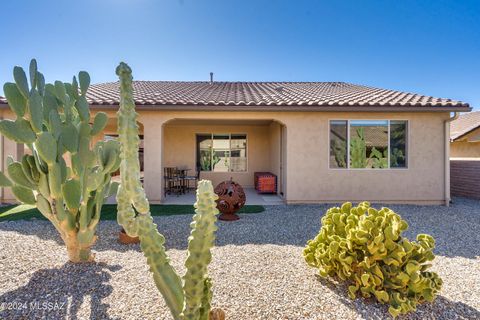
[0,102,472,113]
[89,104,472,112]
[452,125,480,141]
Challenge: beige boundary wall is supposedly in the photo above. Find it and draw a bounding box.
[0,108,450,205]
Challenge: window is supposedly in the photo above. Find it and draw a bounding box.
[329,121,348,168]
[329,120,408,169]
[196,134,247,172]
[390,121,408,168]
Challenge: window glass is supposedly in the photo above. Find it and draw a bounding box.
[197,134,213,171]
[230,134,247,172]
[212,135,230,172]
[390,121,408,168]
[350,120,388,169]
[197,134,247,172]
[329,121,347,168]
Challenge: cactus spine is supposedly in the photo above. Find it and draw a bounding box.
[0,59,120,262]
[115,62,224,320]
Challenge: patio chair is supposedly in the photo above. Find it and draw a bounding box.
[183,166,201,192]
[164,167,183,196]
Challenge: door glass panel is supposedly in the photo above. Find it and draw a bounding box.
[197,134,213,171]
[230,134,247,172]
[212,134,230,172]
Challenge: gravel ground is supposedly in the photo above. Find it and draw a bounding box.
[0,198,479,320]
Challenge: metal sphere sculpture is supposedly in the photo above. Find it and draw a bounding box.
[214,178,246,221]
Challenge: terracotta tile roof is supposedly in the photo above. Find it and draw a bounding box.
[451,111,480,140]
[0,81,470,110]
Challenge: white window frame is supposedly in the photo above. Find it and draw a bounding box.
[196,133,248,172]
[328,119,409,170]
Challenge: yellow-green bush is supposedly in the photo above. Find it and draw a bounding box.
[304,202,443,318]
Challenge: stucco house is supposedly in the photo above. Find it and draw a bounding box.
[0,81,471,205]
[449,111,480,199]
[450,111,480,158]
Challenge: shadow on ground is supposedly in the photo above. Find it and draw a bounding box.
[0,197,479,258]
[316,276,480,320]
[0,262,121,320]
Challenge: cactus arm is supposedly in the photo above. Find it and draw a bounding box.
[198,278,213,320]
[88,179,110,229]
[115,62,184,318]
[181,181,219,320]
[137,214,185,319]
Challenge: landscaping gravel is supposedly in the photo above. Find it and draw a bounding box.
[0,198,479,319]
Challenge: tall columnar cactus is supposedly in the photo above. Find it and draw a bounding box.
[115,62,224,320]
[304,202,443,318]
[0,59,120,262]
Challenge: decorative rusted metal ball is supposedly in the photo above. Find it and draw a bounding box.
[214,179,246,221]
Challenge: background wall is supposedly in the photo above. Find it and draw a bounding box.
[451,127,480,159]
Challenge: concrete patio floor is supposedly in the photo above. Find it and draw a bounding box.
[163,187,285,205]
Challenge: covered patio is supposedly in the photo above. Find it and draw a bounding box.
[160,118,287,204]
[163,187,284,205]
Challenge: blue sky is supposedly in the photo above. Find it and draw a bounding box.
[0,0,479,109]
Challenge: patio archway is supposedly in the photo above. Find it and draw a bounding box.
[160,118,286,204]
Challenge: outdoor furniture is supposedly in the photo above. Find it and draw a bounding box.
[164,167,184,196]
[182,166,200,192]
[254,172,277,194]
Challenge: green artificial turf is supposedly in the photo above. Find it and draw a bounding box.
[0,204,265,222]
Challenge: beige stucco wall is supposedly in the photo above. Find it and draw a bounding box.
[451,127,480,159]
[268,121,282,194]
[134,110,449,204]
[0,108,450,205]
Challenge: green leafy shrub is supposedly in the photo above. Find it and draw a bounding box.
[304,202,443,318]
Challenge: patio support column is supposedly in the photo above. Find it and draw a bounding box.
[1,135,24,202]
[141,116,167,203]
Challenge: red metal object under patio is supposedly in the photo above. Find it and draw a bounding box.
[214,179,246,221]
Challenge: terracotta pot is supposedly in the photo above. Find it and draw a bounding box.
[209,308,226,320]
[118,228,140,244]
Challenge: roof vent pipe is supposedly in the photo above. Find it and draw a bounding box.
[210,72,214,84]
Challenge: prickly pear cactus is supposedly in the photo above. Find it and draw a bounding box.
[0,59,120,262]
[115,62,224,320]
[304,202,443,318]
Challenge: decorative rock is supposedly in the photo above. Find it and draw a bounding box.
[214,178,246,221]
